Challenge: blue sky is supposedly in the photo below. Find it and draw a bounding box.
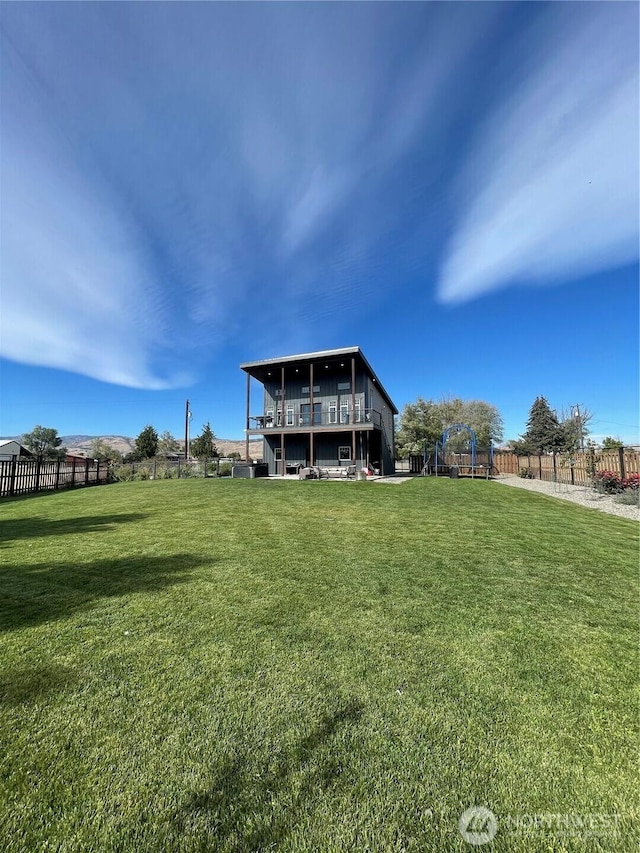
[1,2,638,445]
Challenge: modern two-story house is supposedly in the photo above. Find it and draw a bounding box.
[241,347,397,475]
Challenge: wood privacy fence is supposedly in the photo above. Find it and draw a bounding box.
[0,457,111,498]
[492,448,639,486]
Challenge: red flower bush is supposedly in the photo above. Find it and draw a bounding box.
[593,470,624,494]
[622,472,640,491]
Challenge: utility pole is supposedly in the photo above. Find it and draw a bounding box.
[184,400,191,460]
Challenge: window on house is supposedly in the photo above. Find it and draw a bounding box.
[340,402,349,424]
[275,448,282,461]
[313,402,322,425]
[300,404,310,426]
[286,406,294,426]
[338,446,351,461]
[329,401,337,424]
[266,408,274,427]
[337,382,350,390]
[354,399,362,423]
[276,407,282,426]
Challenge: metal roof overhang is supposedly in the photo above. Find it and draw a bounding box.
[240,346,397,414]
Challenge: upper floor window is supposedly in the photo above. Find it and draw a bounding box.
[337,381,350,391]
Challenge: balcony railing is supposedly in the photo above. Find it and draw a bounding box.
[249,408,382,430]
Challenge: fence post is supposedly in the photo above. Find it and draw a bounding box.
[96,460,100,485]
[570,462,575,486]
[34,457,42,492]
[552,452,557,482]
[54,458,61,490]
[9,455,17,497]
[538,454,542,480]
[618,446,626,481]
[153,458,157,479]
[71,458,76,486]
[177,458,181,478]
[85,459,90,486]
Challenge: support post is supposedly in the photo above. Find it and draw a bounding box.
[310,362,314,465]
[618,446,626,481]
[351,354,357,463]
[281,367,286,475]
[245,373,251,462]
[9,455,17,497]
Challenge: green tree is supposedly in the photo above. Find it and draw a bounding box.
[601,436,624,450]
[558,406,593,452]
[157,431,180,457]
[507,437,533,456]
[134,425,159,460]
[190,422,218,460]
[395,398,442,457]
[89,438,121,462]
[521,397,564,453]
[395,397,503,458]
[227,451,242,461]
[22,425,67,460]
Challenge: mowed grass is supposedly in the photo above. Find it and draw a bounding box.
[0,478,637,852]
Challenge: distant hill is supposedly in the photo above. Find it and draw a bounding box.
[1,434,262,459]
[62,435,262,459]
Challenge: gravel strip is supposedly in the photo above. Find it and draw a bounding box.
[493,475,639,521]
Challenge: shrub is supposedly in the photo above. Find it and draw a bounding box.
[111,464,135,482]
[622,473,639,491]
[219,463,232,477]
[519,467,534,479]
[593,470,624,494]
[614,490,640,507]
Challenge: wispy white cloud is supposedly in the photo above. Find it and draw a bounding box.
[4,4,633,389]
[8,2,486,385]
[438,5,639,304]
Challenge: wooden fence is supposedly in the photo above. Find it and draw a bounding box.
[492,448,639,486]
[0,457,111,498]
[394,447,639,484]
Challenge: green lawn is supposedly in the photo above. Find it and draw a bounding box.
[1,478,638,852]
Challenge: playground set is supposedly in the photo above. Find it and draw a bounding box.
[412,423,494,479]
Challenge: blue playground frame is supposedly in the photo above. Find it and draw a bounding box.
[423,423,494,477]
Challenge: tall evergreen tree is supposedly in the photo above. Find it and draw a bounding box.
[522,397,563,453]
[190,422,218,460]
[134,425,159,459]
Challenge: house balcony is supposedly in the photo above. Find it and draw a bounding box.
[246,408,383,435]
